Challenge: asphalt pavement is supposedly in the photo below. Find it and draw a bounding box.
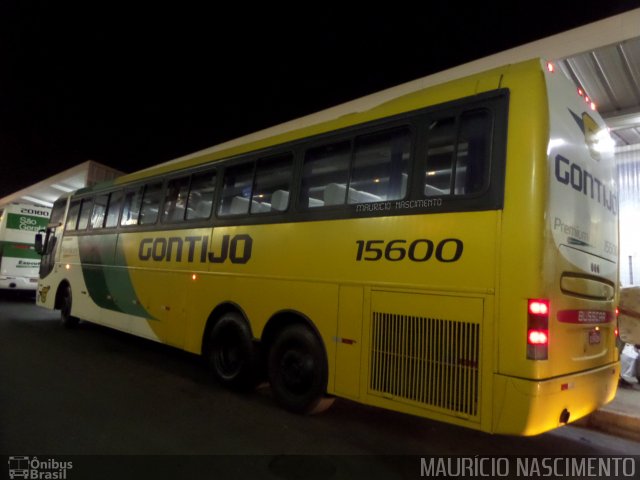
[1,293,639,479]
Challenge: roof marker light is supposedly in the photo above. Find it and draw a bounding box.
[546,61,555,73]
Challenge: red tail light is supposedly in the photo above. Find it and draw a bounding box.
[527,299,549,360]
[529,300,549,316]
[528,330,549,345]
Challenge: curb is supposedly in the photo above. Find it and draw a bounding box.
[577,409,640,442]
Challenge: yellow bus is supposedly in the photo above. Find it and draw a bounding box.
[35,58,620,435]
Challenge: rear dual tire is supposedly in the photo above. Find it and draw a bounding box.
[268,324,332,415]
[206,316,332,414]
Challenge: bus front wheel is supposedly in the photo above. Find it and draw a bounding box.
[268,324,332,414]
[207,312,259,391]
[60,284,79,328]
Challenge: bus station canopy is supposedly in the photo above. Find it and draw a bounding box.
[0,160,124,211]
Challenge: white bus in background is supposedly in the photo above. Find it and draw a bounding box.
[0,204,51,292]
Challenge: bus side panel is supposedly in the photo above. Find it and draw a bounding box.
[116,228,211,348]
[59,236,102,323]
[334,285,364,399]
[358,289,491,430]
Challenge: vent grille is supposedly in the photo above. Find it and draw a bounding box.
[370,312,480,417]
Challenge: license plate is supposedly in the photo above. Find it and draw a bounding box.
[588,329,601,345]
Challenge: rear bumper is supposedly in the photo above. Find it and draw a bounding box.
[0,276,38,291]
[492,362,620,435]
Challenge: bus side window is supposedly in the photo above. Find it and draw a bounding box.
[77,198,94,230]
[350,128,410,203]
[424,110,491,197]
[139,182,164,225]
[251,155,293,213]
[105,190,123,228]
[455,110,491,195]
[120,187,144,226]
[163,176,190,222]
[49,198,67,227]
[424,117,456,196]
[91,194,109,229]
[300,141,350,208]
[65,200,81,231]
[186,170,216,220]
[218,162,254,216]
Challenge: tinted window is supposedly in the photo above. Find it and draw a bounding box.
[186,170,216,220]
[77,198,94,230]
[65,200,81,231]
[139,182,163,225]
[424,110,491,197]
[121,187,144,226]
[50,199,67,227]
[251,155,293,213]
[91,194,109,229]
[349,129,410,203]
[218,163,254,216]
[163,176,190,222]
[105,191,123,228]
[300,141,350,208]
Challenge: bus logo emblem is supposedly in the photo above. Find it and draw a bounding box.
[8,457,29,479]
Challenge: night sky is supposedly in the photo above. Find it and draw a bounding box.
[2,2,639,199]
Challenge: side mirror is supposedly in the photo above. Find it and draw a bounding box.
[34,230,44,255]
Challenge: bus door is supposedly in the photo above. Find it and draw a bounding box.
[37,199,67,279]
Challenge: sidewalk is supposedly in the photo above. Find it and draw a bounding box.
[577,381,640,442]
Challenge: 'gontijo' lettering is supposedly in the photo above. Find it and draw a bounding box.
[555,154,617,214]
[138,234,253,264]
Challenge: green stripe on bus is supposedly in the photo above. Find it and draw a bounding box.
[78,236,152,319]
[0,241,41,260]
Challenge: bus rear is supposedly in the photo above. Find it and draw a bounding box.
[0,204,50,292]
[493,60,620,435]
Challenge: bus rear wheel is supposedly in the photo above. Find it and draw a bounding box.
[207,312,259,391]
[268,324,332,414]
[60,284,79,328]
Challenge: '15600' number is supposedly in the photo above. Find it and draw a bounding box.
[355,239,463,263]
